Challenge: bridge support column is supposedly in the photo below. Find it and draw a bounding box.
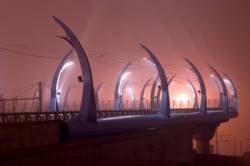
[194,129,216,154]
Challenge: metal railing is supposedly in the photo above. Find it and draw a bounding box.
[0,107,225,124]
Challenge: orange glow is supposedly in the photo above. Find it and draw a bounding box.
[175,94,190,104]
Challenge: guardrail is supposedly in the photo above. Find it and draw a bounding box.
[0,108,223,124]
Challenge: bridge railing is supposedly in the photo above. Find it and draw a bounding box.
[0,107,229,124]
[0,112,79,123]
[0,98,232,114]
[61,99,224,111]
[97,110,159,119]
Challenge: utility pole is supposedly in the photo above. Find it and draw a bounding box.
[220,134,233,155]
[38,82,43,112]
[240,140,243,155]
[215,129,218,154]
[233,136,237,156]
[246,138,250,152]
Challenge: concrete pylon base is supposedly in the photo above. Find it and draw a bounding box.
[194,128,216,154]
[196,139,210,154]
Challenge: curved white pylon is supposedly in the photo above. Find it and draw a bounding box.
[53,16,96,122]
[187,79,199,109]
[155,74,176,109]
[50,50,73,112]
[95,82,103,111]
[210,74,223,108]
[210,66,229,113]
[155,85,162,109]
[141,44,170,118]
[63,84,72,111]
[150,75,160,109]
[139,79,151,109]
[223,73,238,112]
[185,58,207,115]
[120,80,130,109]
[114,62,131,111]
[168,74,176,86]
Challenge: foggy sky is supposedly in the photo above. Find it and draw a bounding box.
[0,0,250,144]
